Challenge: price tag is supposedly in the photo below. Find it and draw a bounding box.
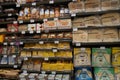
[36,30,41,33]
[8,13,12,16]
[13,21,18,24]
[76,43,81,46]
[30,19,35,23]
[12,55,16,58]
[3,42,8,45]
[16,4,20,7]
[54,41,59,44]
[10,42,14,45]
[41,71,46,74]
[32,2,36,6]
[24,57,28,60]
[21,31,25,34]
[43,19,48,22]
[44,58,49,61]
[100,46,105,49]
[54,18,58,21]
[73,28,78,32]
[29,31,34,34]
[52,49,57,53]
[14,65,18,68]
[71,13,76,17]
[49,0,54,4]
[19,20,23,24]
[39,41,44,44]
[3,55,7,57]
[51,71,56,74]
[20,42,23,45]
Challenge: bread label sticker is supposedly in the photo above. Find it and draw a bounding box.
[14,65,18,68]
[36,30,41,33]
[21,31,25,34]
[30,19,35,23]
[10,42,14,45]
[20,42,23,45]
[29,31,34,34]
[24,57,28,60]
[3,55,7,57]
[41,71,46,74]
[8,13,12,16]
[39,41,44,44]
[54,18,58,21]
[73,28,78,32]
[52,71,56,74]
[13,21,18,24]
[71,13,76,17]
[53,49,57,52]
[32,2,36,6]
[12,55,16,58]
[49,0,54,4]
[54,41,59,44]
[19,20,23,24]
[3,42,7,45]
[16,4,20,7]
[44,58,49,61]
[76,43,81,46]
[100,47,105,49]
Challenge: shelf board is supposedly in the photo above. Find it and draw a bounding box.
[0,13,18,18]
[75,9,120,17]
[0,64,21,69]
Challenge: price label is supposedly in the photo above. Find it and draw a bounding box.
[13,21,18,24]
[24,57,28,60]
[36,30,41,33]
[44,58,49,61]
[21,31,25,34]
[14,65,18,68]
[54,41,59,44]
[3,55,7,57]
[51,71,56,74]
[32,2,36,6]
[49,0,54,4]
[16,4,20,7]
[43,19,48,22]
[20,42,23,45]
[39,41,44,44]
[54,18,58,21]
[71,13,76,17]
[12,55,16,58]
[30,19,35,23]
[3,42,8,45]
[8,13,12,16]
[100,46,105,49]
[52,49,57,53]
[73,28,78,32]
[76,43,81,46]
[41,71,46,74]
[29,31,34,34]
[10,42,14,45]
[19,20,23,24]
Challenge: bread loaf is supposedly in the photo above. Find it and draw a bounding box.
[72,18,85,27]
[44,20,57,30]
[101,0,111,10]
[111,0,119,9]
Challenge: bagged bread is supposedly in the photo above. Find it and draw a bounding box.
[103,28,118,42]
[18,25,28,31]
[44,20,57,30]
[72,18,86,27]
[101,0,112,10]
[101,13,120,26]
[85,0,101,12]
[84,16,101,26]
[73,30,88,42]
[111,0,120,9]
[88,29,103,42]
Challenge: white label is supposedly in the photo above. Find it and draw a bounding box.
[49,0,54,4]
[8,13,12,16]
[36,30,41,33]
[41,71,46,74]
[32,2,36,6]
[54,41,59,44]
[54,18,58,21]
[14,65,18,68]
[73,28,78,32]
[81,48,86,51]
[29,31,34,34]
[44,58,49,61]
[3,55,7,57]
[16,4,20,7]
[71,13,76,17]
[19,20,23,24]
[3,42,8,45]
[24,57,28,60]
[53,49,57,52]
[51,71,56,74]
[30,19,35,23]
[20,42,23,45]
[39,41,44,44]
[21,31,25,34]
[10,42,14,45]
[43,19,48,22]
[12,55,16,58]
[13,21,18,24]
[100,47,105,49]
[76,43,81,46]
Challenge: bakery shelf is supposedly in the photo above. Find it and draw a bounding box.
[21,70,72,74]
[75,9,120,17]
[22,48,72,51]
[73,42,120,47]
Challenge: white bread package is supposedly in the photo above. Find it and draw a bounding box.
[103,28,118,42]
[88,29,103,42]
[84,16,101,27]
[72,18,86,28]
[68,1,84,13]
[85,0,101,12]
[73,30,88,42]
[101,13,120,26]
